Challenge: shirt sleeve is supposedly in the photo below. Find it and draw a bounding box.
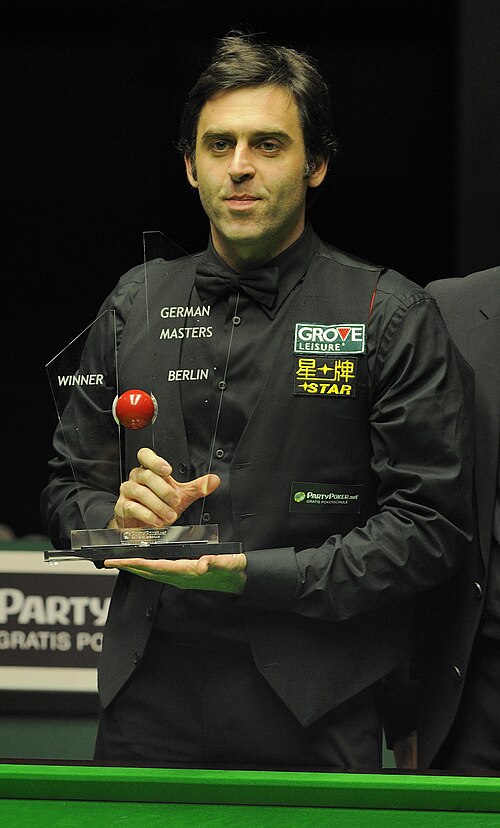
[241,288,475,621]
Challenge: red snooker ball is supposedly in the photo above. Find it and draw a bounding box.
[112,389,158,430]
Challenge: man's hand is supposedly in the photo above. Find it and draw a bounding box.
[103,551,247,594]
[109,447,220,529]
[393,731,418,770]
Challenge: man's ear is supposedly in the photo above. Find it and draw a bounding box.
[306,155,329,189]
[184,153,198,188]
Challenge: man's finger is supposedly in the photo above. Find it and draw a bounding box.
[136,447,172,477]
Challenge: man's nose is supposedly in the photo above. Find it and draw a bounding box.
[227,143,255,182]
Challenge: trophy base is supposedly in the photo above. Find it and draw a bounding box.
[43,525,242,563]
[44,541,243,563]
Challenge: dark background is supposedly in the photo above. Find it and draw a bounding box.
[2,0,499,538]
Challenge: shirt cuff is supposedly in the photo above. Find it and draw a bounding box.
[85,500,117,532]
[239,546,299,609]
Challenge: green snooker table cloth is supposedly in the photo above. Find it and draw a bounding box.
[0,764,499,826]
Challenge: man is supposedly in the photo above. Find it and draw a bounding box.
[424,268,500,772]
[42,34,474,770]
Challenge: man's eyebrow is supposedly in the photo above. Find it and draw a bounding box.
[200,129,294,143]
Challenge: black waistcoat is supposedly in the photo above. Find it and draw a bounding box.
[100,250,411,723]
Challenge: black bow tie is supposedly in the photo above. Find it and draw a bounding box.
[195,261,279,309]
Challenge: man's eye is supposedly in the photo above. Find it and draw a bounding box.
[211,140,230,152]
[259,141,280,152]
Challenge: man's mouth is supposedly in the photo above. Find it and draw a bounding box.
[225,194,260,209]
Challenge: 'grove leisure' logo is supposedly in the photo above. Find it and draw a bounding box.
[294,323,365,354]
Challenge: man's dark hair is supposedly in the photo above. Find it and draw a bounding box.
[178,32,338,179]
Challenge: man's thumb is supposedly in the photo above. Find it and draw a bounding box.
[193,473,221,499]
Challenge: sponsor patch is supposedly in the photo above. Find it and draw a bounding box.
[294,356,357,396]
[295,323,365,354]
[290,482,363,514]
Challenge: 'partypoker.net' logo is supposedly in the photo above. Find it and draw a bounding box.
[294,323,365,354]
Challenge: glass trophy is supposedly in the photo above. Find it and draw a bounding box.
[44,232,242,562]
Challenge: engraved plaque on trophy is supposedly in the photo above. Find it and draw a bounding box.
[44,232,242,562]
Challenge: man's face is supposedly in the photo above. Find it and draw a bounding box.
[185,84,327,270]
